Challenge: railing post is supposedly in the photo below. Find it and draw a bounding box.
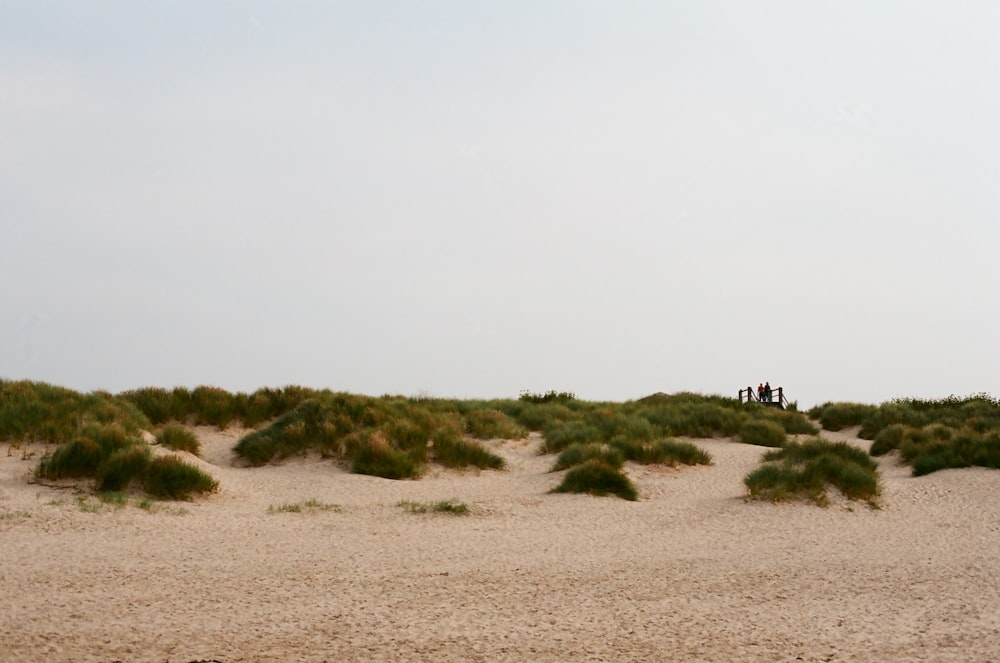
[778,387,783,407]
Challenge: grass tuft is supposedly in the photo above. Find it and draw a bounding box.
[550,459,638,501]
[156,424,200,455]
[398,499,470,515]
[745,438,880,506]
[739,419,787,447]
[142,455,218,499]
[552,443,625,471]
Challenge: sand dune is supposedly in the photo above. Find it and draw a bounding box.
[2,427,999,662]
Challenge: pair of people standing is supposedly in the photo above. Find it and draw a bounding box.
[757,382,772,403]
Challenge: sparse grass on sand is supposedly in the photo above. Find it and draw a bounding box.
[398,499,470,515]
[744,438,881,507]
[268,499,340,513]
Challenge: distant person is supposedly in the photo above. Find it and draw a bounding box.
[764,382,771,403]
[757,383,764,402]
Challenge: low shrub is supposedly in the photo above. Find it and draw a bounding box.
[156,424,200,455]
[550,460,638,501]
[143,455,218,499]
[739,420,786,447]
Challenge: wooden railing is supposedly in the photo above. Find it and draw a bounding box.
[739,386,789,409]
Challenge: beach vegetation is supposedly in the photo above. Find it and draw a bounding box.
[95,445,152,492]
[1,380,149,444]
[552,443,625,471]
[808,402,879,431]
[156,423,201,455]
[142,455,218,499]
[398,499,470,515]
[744,438,880,506]
[463,408,527,440]
[551,459,639,501]
[739,419,787,447]
[619,438,712,466]
[519,390,577,404]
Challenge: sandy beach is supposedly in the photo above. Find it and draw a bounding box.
[2,426,998,662]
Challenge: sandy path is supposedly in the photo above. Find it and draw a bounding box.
[2,427,998,662]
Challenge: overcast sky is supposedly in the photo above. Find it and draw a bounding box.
[2,2,998,408]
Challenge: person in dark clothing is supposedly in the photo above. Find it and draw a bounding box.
[764,382,771,403]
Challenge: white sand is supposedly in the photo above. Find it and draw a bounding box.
[2,426,999,662]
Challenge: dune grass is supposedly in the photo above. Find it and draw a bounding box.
[852,394,1000,440]
[1,380,149,444]
[869,423,1000,476]
[739,419,787,447]
[552,443,625,472]
[398,499,470,515]
[808,402,879,432]
[551,460,638,501]
[156,423,201,455]
[143,455,219,499]
[744,438,880,506]
[232,394,507,479]
[118,384,322,429]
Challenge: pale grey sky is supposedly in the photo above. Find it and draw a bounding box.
[2,2,998,408]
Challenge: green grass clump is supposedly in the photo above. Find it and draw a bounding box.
[351,437,422,480]
[552,443,625,471]
[808,402,879,432]
[550,460,638,501]
[621,439,712,466]
[744,438,880,506]
[463,409,527,440]
[857,394,1000,440]
[37,423,137,480]
[739,419,787,447]
[96,446,152,492]
[1,380,149,444]
[142,455,218,499]
[541,420,603,453]
[156,424,200,455]
[869,423,907,456]
[868,422,1000,476]
[432,432,505,470]
[759,408,820,435]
